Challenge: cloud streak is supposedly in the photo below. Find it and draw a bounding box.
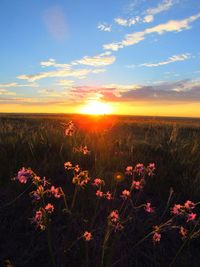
[140,53,191,67]
[104,13,200,51]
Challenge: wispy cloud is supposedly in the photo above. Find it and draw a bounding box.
[104,13,200,51]
[72,53,116,67]
[0,82,38,88]
[17,68,106,82]
[0,89,16,95]
[40,58,70,69]
[97,23,112,32]
[140,53,191,67]
[146,0,177,16]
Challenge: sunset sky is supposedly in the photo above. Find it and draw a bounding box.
[0,0,200,117]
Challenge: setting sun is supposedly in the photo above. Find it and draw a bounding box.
[79,101,112,115]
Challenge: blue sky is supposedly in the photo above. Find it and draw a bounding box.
[0,0,200,116]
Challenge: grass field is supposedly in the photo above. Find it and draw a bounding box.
[0,113,200,267]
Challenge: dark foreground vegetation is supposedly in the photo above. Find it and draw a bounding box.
[0,113,200,267]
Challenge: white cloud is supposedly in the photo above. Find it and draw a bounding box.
[72,53,116,67]
[140,53,191,67]
[146,0,176,16]
[143,15,154,23]
[104,13,200,51]
[114,16,140,27]
[97,23,112,32]
[57,80,74,87]
[0,82,38,88]
[40,58,71,69]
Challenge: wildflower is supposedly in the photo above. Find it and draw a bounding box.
[135,163,144,174]
[83,146,90,155]
[109,210,119,223]
[184,200,195,210]
[187,213,197,222]
[96,190,104,198]
[92,178,104,187]
[65,121,75,136]
[33,176,41,185]
[125,166,133,175]
[33,210,46,230]
[147,163,156,176]
[114,222,123,232]
[179,226,187,238]
[50,186,63,198]
[74,164,80,173]
[105,191,112,200]
[16,167,33,183]
[80,177,90,187]
[64,161,73,170]
[121,189,131,199]
[132,181,142,190]
[145,202,154,213]
[83,231,92,241]
[45,203,54,213]
[153,232,161,242]
[35,210,43,221]
[31,185,45,200]
[171,204,182,215]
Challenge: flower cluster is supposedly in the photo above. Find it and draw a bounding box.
[171,200,196,223]
[108,210,123,231]
[95,190,112,200]
[15,167,34,184]
[73,145,90,155]
[65,121,75,136]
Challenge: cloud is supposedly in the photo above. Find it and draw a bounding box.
[143,15,154,23]
[97,23,112,32]
[0,89,16,95]
[40,58,70,69]
[43,5,68,41]
[114,16,141,27]
[140,53,191,67]
[0,82,38,88]
[72,53,116,67]
[100,80,200,103]
[57,80,74,87]
[146,0,176,16]
[104,13,200,51]
[17,68,106,82]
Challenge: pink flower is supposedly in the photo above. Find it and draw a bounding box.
[83,146,90,155]
[45,203,54,213]
[184,200,195,210]
[50,186,62,198]
[171,204,182,215]
[106,191,112,200]
[114,222,123,232]
[109,210,119,223]
[132,181,142,190]
[121,189,131,199]
[153,232,161,242]
[35,210,43,221]
[145,202,153,213]
[96,190,104,197]
[80,178,90,187]
[135,163,144,174]
[147,163,156,176]
[17,167,33,183]
[83,231,92,241]
[179,226,187,238]
[93,178,104,187]
[187,213,197,222]
[31,185,44,200]
[125,166,133,175]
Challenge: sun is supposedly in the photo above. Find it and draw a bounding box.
[79,101,112,115]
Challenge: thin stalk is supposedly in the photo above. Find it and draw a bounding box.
[71,185,78,210]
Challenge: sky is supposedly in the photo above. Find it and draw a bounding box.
[0,0,200,117]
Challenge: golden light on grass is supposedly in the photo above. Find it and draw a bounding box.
[79,101,113,115]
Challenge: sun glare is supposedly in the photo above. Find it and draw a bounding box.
[80,101,112,115]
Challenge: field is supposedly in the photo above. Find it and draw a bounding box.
[0,113,200,267]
